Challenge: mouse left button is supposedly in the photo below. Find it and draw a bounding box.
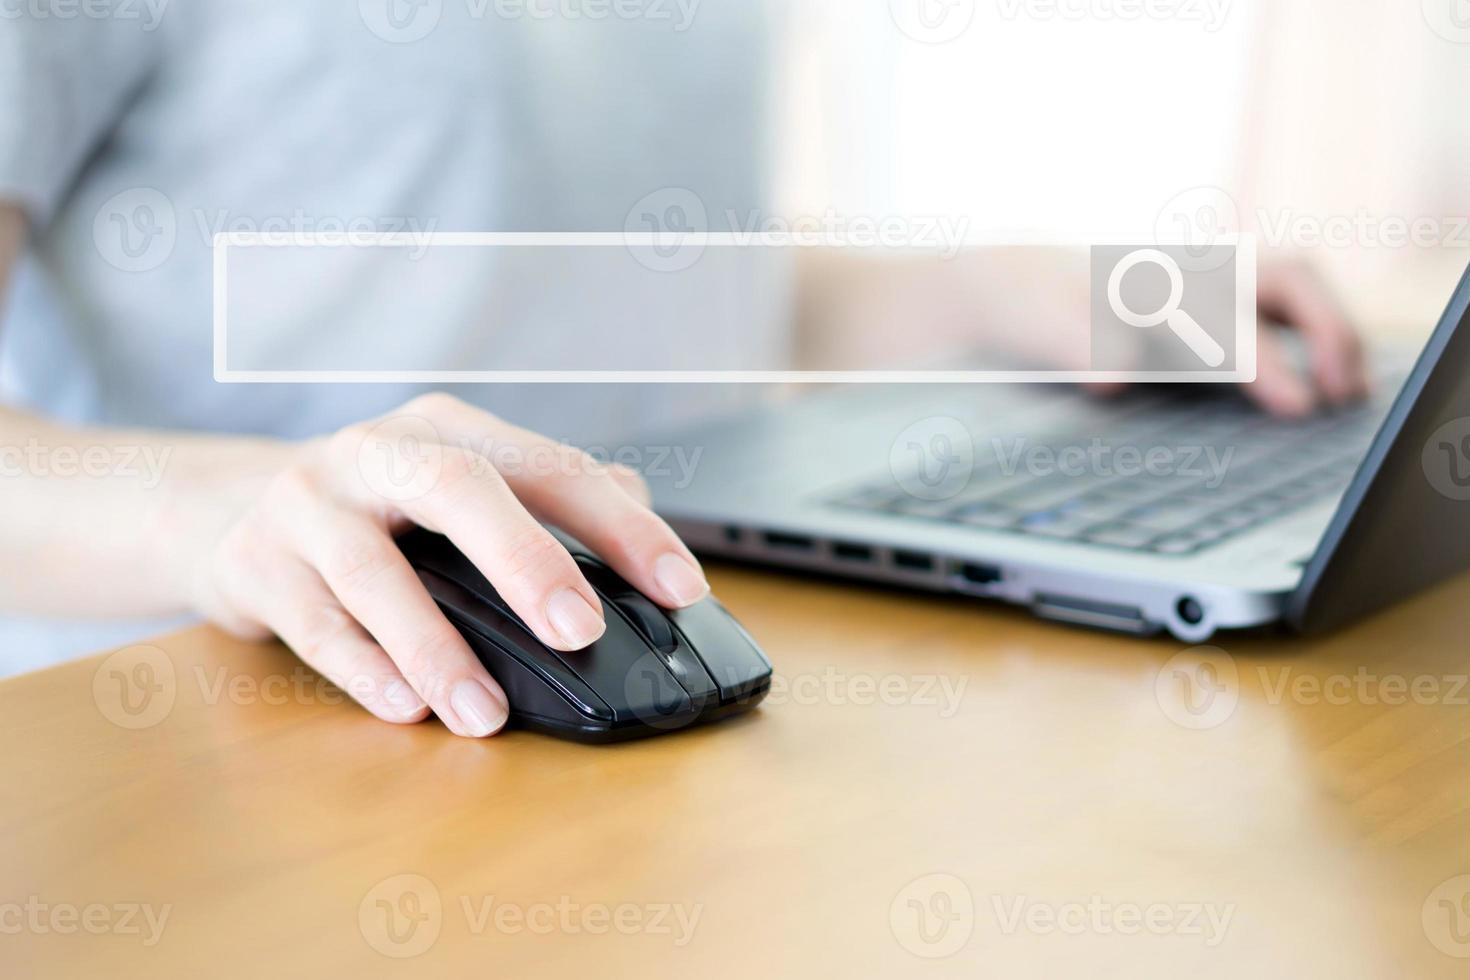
[416,569,616,723]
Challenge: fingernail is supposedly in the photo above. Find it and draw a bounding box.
[654,553,710,607]
[383,679,426,715]
[547,589,606,650]
[450,680,508,738]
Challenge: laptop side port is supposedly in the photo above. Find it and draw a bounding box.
[891,550,936,573]
[1032,594,1160,635]
[953,562,1002,588]
[762,531,817,552]
[832,542,875,563]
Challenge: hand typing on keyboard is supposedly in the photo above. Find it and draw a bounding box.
[1087,261,1367,419]
[1237,261,1367,416]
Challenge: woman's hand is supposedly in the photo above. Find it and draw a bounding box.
[1248,261,1370,416]
[799,249,1371,417]
[185,394,710,738]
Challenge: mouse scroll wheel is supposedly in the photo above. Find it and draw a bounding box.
[610,593,679,655]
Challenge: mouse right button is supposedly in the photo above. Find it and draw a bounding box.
[666,599,773,703]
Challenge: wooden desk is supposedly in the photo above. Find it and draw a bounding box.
[4,565,1470,978]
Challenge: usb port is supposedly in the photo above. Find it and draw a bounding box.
[832,542,875,563]
[956,562,1002,586]
[892,550,936,572]
[763,531,816,552]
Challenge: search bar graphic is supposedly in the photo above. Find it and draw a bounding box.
[212,233,1255,384]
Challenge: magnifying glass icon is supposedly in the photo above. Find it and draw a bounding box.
[1107,249,1226,368]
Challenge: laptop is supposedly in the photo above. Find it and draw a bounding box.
[645,261,1470,641]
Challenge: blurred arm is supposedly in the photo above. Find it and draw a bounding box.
[0,203,289,618]
[791,247,1091,371]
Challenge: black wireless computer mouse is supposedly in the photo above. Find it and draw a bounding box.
[398,527,773,743]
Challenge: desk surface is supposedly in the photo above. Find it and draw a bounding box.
[4,565,1470,978]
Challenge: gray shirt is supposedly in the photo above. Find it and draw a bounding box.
[0,0,787,670]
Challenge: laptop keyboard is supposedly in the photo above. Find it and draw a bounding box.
[830,398,1385,557]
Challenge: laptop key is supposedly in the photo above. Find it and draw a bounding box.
[950,502,1020,529]
[988,479,1102,511]
[1120,498,1218,533]
[1151,534,1203,555]
[1065,493,1141,522]
[1085,524,1160,550]
[1017,511,1100,539]
[934,476,1021,509]
[887,495,970,518]
[1188,520,1236,546]
[1272,477,1328,504]
[1072,482,1164,508]
[832,484,907,511]
[1208,505,1262,532]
